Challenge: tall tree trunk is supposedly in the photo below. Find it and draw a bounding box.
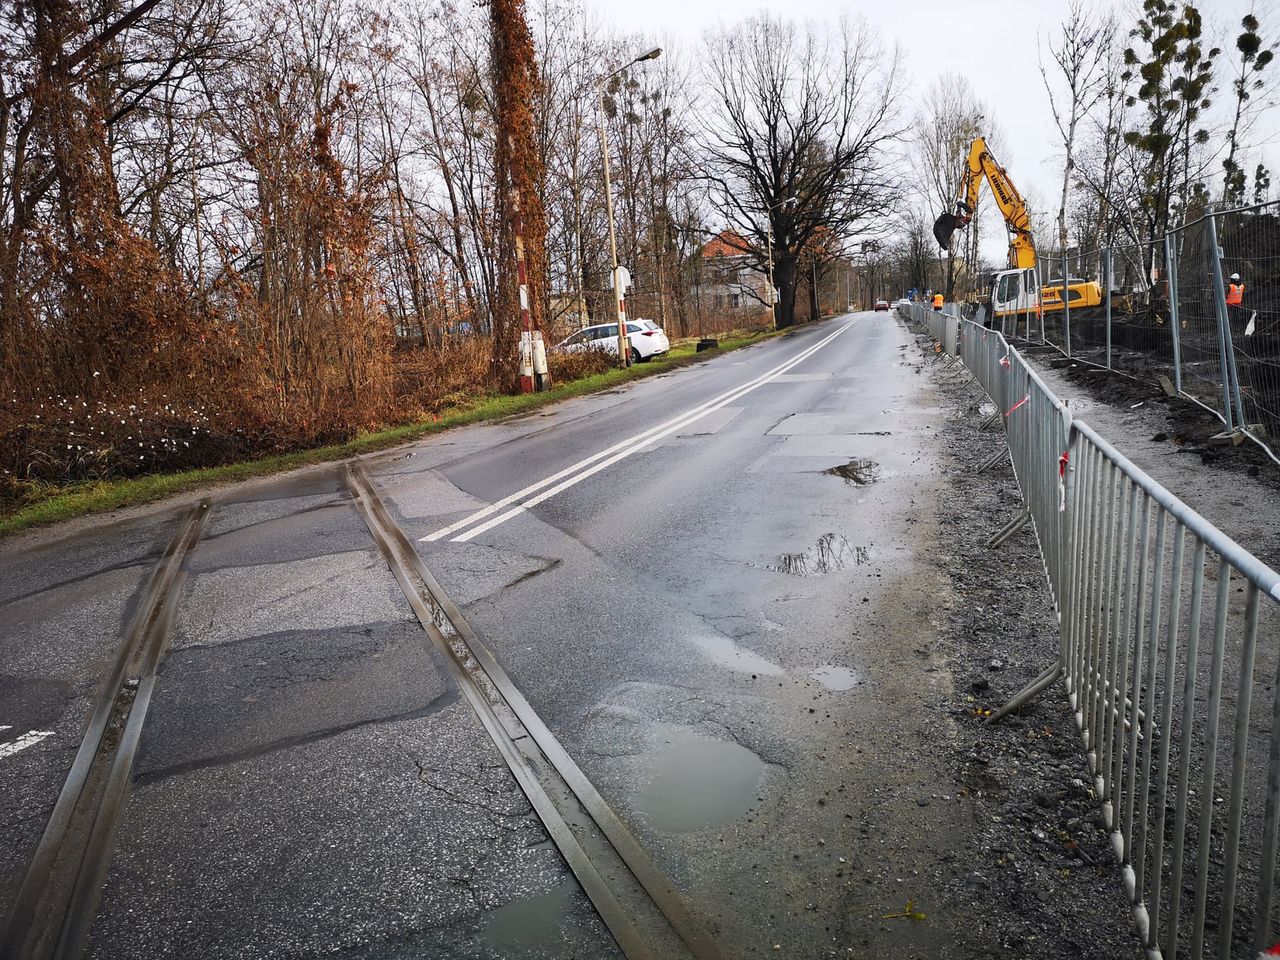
[489,0,546,385]
[776,258,797,328]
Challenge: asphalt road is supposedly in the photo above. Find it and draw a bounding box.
[0,313,987,958]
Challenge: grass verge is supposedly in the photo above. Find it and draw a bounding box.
[0,329,780,537]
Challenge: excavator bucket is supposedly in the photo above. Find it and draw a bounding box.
[933,213,959,251]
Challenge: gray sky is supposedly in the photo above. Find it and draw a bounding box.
[599,0,1279,260]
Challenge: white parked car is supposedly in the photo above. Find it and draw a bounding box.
[556,320,670,363]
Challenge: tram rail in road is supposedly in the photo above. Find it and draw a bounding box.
[1,502,210,960]
[344,464,724,960]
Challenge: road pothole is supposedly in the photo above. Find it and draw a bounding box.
[636,732,764,832]
[824,459,880,485]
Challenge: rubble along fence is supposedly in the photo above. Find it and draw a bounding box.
[899,300,1280,960]
[1021,201,1280,465]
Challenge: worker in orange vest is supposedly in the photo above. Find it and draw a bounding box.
[932,292,944,311]
[1226,272,1245,307]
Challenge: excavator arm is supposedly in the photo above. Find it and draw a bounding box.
[932,137,1037,271]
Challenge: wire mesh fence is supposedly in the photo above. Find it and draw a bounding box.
[1217,206,1280,448]
[1170,215,1233,422]
[1004,202,1280,462]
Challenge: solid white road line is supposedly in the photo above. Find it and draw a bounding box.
[421,321,855,543]
[0,730,53,760]
[447,319,859,543]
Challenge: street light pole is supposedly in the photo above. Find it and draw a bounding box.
[597,47,661,368]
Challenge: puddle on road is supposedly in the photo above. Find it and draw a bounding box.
[636,732,764,833]
[824,459,880,485]
[810,665,862,691]
[770,534,868,576]
[691,634,786,677]
[482,881,576,952]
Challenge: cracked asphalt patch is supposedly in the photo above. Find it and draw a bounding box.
[135,620,457,781]
[89,702,612,960]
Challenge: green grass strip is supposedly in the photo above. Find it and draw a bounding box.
[0,330,780,537]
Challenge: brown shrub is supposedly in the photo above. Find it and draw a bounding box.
[547,348,614,382]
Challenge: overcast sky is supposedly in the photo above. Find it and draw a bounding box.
[597,0,1278,260]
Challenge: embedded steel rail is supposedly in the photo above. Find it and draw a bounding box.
[1,501,211,960]
[343,464,723,960]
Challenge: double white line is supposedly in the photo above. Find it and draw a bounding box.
[421,320,858,544]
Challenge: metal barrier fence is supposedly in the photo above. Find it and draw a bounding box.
[1033,202,1280,464]
[899,301,1280,960]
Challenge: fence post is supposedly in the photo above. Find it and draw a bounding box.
[1205,211,1239,432]
[1049,253,1059,348]
[1164,233,1183,395]
[1104,247,1113,370]
[1065,262,1074,358]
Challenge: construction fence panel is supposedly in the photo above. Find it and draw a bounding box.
[1001,206,1280,462]
[1170,215,1233,426]
[907,304,1280,959]
[1107,242,1166,378]
[1041,247,1105,360]
[1217,206,1280,448]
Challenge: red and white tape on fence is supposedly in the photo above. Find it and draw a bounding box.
[1058,450,1069,512]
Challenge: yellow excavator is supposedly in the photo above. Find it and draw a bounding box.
[932,137,1101,321]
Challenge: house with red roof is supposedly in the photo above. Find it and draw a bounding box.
[697,230,771,314]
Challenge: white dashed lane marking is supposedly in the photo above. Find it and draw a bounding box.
[0,728,54,760]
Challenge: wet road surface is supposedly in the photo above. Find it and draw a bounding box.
[1,313,987,958]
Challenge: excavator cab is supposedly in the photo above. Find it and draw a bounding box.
[990,267,1041,320]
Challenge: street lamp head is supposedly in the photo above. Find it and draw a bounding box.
[634,48,663,63]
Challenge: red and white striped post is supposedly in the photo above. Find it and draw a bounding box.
[513,189,537,393]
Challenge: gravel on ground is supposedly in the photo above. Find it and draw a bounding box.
[903,323,1144,959]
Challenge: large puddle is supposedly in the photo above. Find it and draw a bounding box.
[636,732,764,833]
[482,881,576,952]
[770,534,867,576]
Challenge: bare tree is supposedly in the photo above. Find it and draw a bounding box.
[913,74,988,299]
[1041,0,1114,309]
[1222,8,1276,204]
[698,13,904,328]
